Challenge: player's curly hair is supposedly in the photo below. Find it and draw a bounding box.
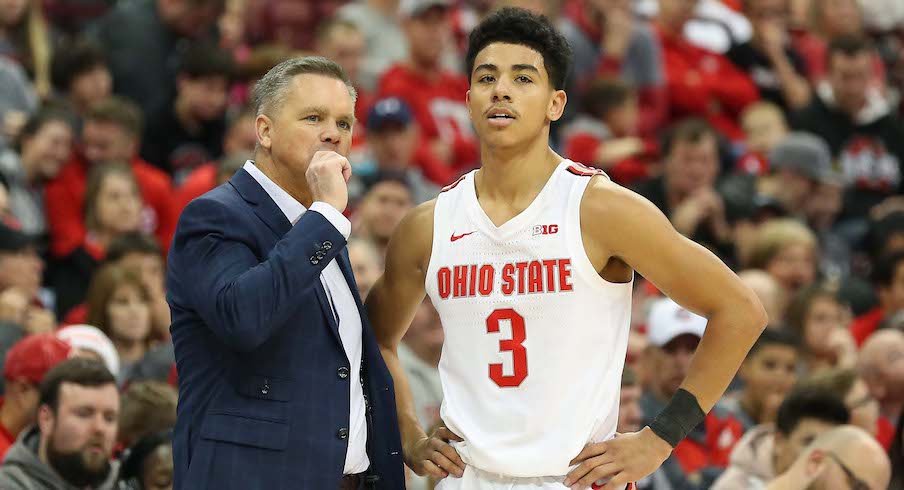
[465,7,573,90]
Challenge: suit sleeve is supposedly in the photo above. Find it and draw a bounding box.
[170,197,346,352]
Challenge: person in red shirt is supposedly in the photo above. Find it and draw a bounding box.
[561,78,658,186]
[851,251,904,346]
[0,333,71,460]
[377,0,479,174]
[654,0,760,141]
[44,96,175,259]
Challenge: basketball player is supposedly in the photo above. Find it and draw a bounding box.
[365,8,767,490]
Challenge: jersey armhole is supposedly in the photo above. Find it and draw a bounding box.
[566,175,634,292]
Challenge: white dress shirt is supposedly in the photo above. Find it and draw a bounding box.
[244,161,370,474]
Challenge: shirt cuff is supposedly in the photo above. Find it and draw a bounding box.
[309,202,351,239]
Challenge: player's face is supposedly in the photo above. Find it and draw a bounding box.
[466,43,566,149]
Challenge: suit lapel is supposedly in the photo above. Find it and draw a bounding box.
[228,168,292,238]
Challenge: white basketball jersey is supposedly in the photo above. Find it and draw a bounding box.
[424,159,634,478]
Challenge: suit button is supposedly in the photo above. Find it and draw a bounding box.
[310,257,320,265]
[261,380,270,395]
[315,251,326,259]
[323,241,332,250]
[337,428,349,440]
[338,367,350,379]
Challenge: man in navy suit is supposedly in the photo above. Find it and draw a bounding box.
[166,56,405,490]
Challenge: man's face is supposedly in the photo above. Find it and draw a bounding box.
[40,383,119,488]
[21,120,73,180]
[357,181,413,242]
[70,66,112,110]
[617,384,643,433]
[467,42,565,150]
[664,136,719,197]
[179,75,229,122]
[81,121,136,165]
[648,334,700,399]
[405,7,450,68]
[0,248,44,297]
[370,125,418,171]
[877,261,904,313]
[773,418,838,475]
[828,52,873,117]
[257,74,355,191]
[859,335,904,408]
[318,28,365,84]
[740,345,798,417]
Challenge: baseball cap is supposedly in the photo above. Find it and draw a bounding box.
[646,298,707,347]
[0,219,33,253]
[56,325,121,378]
[367,97,413,132]
[3,333,72,384]
[769,132,836,183]
[399,0,450,17]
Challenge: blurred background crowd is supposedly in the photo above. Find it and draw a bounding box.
[0,0,903,488]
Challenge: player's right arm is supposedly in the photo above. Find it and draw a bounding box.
[365,200,466,480]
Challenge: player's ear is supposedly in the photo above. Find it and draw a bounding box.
[547,89,567,122]
[256,114,273,150]
[466,90,472,117]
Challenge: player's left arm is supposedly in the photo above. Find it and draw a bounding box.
[565,177,767,489]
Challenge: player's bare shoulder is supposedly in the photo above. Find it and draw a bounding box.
[579,173,672,273]
[386,198,437,276]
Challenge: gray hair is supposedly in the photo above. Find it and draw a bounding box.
[251,56,357,117]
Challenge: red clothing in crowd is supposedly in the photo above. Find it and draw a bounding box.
[563,132,658,186]
[673,411,746,474]
[378,63,478,174]
[0,399,14,461]
[877,415,895,450]
[850,307,886,347]
[655,25,760,141]
[44,155,176,258]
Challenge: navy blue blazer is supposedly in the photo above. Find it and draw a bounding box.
[166,168,405,490]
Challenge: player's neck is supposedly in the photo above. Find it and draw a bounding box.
[477,136,561,202]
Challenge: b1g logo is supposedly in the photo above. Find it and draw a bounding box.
[532,224,559,236]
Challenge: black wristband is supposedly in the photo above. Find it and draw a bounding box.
[648,388,706,447]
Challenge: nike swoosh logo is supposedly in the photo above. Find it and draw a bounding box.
[450,231,476,242]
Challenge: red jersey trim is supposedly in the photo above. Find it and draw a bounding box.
[566,163,607,177]
[441,175,467,192]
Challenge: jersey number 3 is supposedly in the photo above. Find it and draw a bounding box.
[486,308,528,387]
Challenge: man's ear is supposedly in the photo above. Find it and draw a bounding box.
[256,114,272,151]
[466,90,471,117]
[547,89,567,122]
